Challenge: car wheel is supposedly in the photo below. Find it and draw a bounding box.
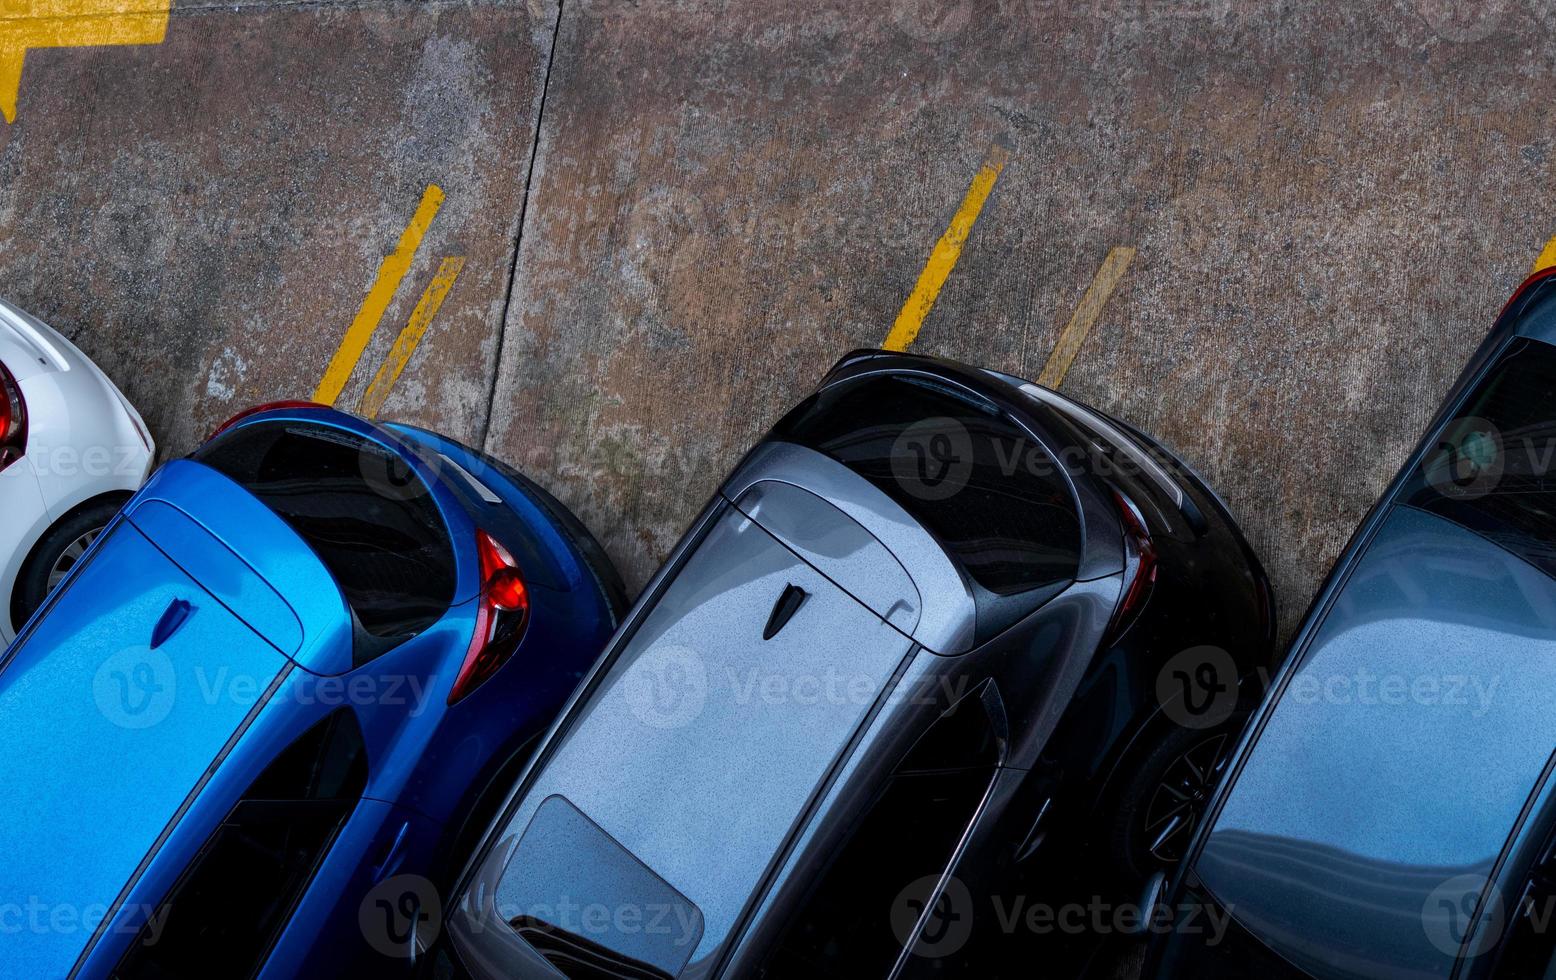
[1104,719,1241,885]
[11,498,125,630]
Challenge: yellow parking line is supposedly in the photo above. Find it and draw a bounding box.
[358,256,465,419]
[882,143,1009,352]
[1534,234,1556,274]
[1,0,172,123]
[314,184,445,405]
[1036,246,1136,389]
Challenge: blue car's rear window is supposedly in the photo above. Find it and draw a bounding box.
[193,420,456,651]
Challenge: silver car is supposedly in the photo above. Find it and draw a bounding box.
[437,350,1276,979]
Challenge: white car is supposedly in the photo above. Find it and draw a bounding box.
[0,297,154,643]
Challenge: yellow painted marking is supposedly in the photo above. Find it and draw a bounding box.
[314,184,445,405]
[1534,235,1556,274]
[1036,246,1136,389]
[1,0,171,123]
[882,143,1009,352]
[358,256,465,419]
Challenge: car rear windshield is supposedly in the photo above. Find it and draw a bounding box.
[1410,338,1556,573]
[773,374,1081,596]
[194,420,457,645]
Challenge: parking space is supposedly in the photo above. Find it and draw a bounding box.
[0,0,554,449]
[5,0,1556,637]
[486,0,1556,635]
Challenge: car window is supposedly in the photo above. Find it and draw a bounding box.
[193,420,457,650]
[1195,505,1556,979]
[113,710,367,978]
[1411,339,1556,576]
[773,374,1081,597]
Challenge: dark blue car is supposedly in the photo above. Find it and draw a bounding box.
[1148,268,1556,978]
[0,403,625,978]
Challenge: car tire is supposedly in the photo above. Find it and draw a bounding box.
[1103,716,1244,886]
[10,497,126,631]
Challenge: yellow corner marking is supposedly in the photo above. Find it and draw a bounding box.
[358,256,465,420]
[314,184,445,405]
[882,143,1009,352]
[1,0,171,123]
[1036,246,1136,389]
[1534,235,1556,274]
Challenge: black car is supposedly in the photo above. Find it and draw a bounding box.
[1148,268,1556,979]
[439,350,1276,978]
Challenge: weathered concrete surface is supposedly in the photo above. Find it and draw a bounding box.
[0,0,556,451]
[485,0,1556,637]
[2,0,1550,642]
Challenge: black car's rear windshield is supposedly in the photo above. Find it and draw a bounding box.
[194,420,457,646]
[774,374,1081,596]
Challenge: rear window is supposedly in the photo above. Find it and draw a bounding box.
[193,421,456,645]
[1411,339,1556,573]
[773,374,1080,596]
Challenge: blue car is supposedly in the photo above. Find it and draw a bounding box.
[0,403,626,978]
[1147,267,1556,978]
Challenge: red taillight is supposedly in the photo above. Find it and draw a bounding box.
[449,531,531,705]
[209,400,328,440]
[1106,489,1157,642]
[0,359,27,472]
